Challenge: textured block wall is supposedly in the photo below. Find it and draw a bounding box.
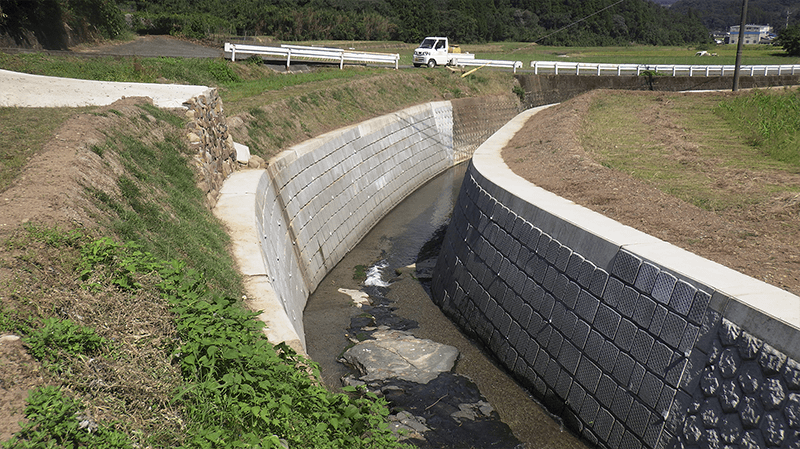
[431,158,800,449]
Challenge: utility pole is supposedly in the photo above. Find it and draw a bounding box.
[732,0,749,91]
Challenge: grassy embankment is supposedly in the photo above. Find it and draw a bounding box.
[581,88,800,213]
[0,51,514,448]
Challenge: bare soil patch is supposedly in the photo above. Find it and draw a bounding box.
[503,89,800,297]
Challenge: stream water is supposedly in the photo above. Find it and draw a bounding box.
[303,164,588,449]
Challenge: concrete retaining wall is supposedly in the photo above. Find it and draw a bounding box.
[430,106,800,449]
[215,94,520,352]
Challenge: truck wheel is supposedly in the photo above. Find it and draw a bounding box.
[427,59,437,68]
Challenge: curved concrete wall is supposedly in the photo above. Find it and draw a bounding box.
[214,95,521,352]
[431,107,800,449]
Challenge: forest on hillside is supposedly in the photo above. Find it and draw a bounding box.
[670,0,800,33]
[2,0,711,49]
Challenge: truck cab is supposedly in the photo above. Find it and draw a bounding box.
[413,37,449,67]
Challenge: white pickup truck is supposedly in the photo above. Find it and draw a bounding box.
[412,37,475,68]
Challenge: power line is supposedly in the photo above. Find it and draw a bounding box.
[533,0,628,44]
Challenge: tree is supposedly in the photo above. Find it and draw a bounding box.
[775,23,800,56]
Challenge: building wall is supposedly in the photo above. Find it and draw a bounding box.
[430,106,800,449]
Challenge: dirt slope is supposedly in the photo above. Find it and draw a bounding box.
[504,90,800,297]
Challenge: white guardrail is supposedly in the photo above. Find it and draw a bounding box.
[224,43,400,69]
[531,60,800,77]
[454,58,523,73]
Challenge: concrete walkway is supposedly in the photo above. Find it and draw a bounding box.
[0,69,212,108]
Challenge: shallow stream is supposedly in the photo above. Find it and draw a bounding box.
[303,164,588,449]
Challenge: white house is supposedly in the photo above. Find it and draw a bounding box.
[728,24,773,44]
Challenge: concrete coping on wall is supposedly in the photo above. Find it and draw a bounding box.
[212,169,306,354]
[472,105,800,360]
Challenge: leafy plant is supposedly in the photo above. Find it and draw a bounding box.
[23,318,109,365]
[2,386,131,449]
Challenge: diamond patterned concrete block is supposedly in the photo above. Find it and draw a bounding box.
[661,312,687,350]
[578,259,597,289]
[563,310,578,340]
[609,420,626,449]
[568,380,587,413]
[648,340,674,377]
[597,373,618,408]
[656,384,676,417]
[589,268,609,297]
[548,328,564,358]
[599,339,621,374]
[628,400,651,438]
[618,286,640,320]
[580,395,601,429]
[534,347,550,377]
[611,249,642,285]
[585,330,605,363]
[596,303,622,340]
[604,276,625,308]
[541,293,556,321]
[634,261,660,295]
[569,317,590,348]
[678,323,700,356]
[630,362,647,394]
[543,265,560,293]
[640,371,665,408]
[632,329,656,364]
[613,352,636,386]
[668,280,697,317]
[577,357,603,393]
[649,305,668,337]
[553,273,570,304]
[559,340,582,375]
[665,353,688,388]
[686,290,711,325]
[594,407,616,441]
[633,295,657,329]
[643,414,666,449]
[556,366,573,400]
[563,281,581,310]
[567,252,585,281]
[615,318,638,353]
[556,244,573,273]
[612,386,634,421]
[519,304,533,329]
[535,232,552,257]
[544,355,561,389]
[651,271,677,305]
[545,239,561,265]
[576,289,601,323]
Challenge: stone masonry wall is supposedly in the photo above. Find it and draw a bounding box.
[184,90,239,209]
[430,109,800,449]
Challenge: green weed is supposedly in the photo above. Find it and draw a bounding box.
[2,386,131,449]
